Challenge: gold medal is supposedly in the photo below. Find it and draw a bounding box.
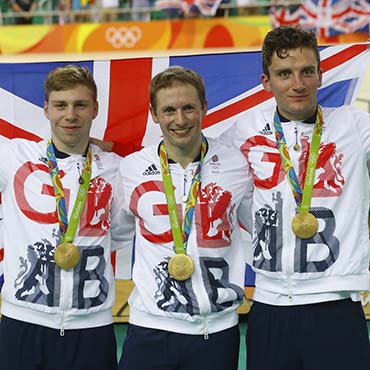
[168,254,194,281]
[181,195,188,203]
[293,144,300,151]
[54,242,81,270]
[291,212,318,239]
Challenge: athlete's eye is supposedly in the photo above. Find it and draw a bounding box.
[183,105,195,112]
[278,70,290,78]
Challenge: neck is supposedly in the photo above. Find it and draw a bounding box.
[52,139,89,155]
[165,140,202,169]
[167,150,198,169]
[277,105,318,122]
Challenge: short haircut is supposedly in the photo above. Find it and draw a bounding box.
[262,25,320,76]
[44,64,97,102]
[149,66,206,112]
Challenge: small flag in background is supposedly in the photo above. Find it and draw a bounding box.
[271,0,370,37]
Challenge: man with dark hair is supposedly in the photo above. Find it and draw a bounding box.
[230,25,370,370]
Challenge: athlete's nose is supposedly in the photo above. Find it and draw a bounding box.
[65,105,78,120]
[291,73,305,90]
[173,109,186,125]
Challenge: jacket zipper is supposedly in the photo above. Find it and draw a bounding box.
[59,269,69,336]
[181,165,210,340]
[285,137,302,301]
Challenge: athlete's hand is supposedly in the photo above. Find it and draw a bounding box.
[89,138,114,152]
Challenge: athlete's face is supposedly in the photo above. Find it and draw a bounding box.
[44,84,98,154]
[262,47,322,121]
[150,82,207,162]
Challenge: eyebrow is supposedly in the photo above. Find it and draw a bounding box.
[50,99,90,104]
[274,64,317,73]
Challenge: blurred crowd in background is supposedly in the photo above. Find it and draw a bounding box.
[1,0,283,25]
[1,0,369,42]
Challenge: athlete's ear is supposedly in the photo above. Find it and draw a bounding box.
[93,101,99,119]
[150,105,159,124]
[318,68,323,88]
[261,73,272,92]
[43,101,50,119]
[201,100,208,117]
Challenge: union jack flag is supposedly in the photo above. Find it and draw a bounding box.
[0,43,369,284]
[271,4,301,28]
[271,0,370,37]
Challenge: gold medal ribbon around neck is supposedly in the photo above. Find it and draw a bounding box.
[273,107,324,239]
[46,141,92,269]
[159,135,207,280]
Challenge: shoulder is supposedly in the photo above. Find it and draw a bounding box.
[206,136,247,167]
[322,105,370,125]
[0,139,41,174]
[1,138,41,153]
[322,105,368,117]
[226,106,275,148]
[235,106,274,124]
[123,144,157,161]
[91,144,121,161]
[206,136,239,152]
[120,144,158,171]
[90,144,123,173]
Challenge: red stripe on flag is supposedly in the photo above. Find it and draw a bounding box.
[0,119,42,141]
[202,89,273,129]
[301,4,317,19]
[203,44,368,129]
[321,44,368,72]
[104,59,153,157]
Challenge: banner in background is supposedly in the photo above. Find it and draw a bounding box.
[0,16,368,55]
[0,44,369,315]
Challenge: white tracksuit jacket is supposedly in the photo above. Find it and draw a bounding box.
[117,137,252,336]
[0,139,132,331]
[231,105,370,305]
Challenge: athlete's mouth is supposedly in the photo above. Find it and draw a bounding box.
[290,95,308,99]
[171,127,192,134]
[62,126,80,130]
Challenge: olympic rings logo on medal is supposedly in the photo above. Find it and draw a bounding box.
[105,26,142,49]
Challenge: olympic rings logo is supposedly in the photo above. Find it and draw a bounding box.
[105,26,142,49]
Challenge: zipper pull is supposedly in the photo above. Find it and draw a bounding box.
[60,327,65,337]
[203,316,209,340]
[77,162,84,184]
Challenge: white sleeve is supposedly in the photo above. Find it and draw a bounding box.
[0,141,13,191]
[354,108,370,161]
[110,170,136,251]
[237,171,254,235]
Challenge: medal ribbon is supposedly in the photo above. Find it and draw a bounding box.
[274,106,324,213]
[160,135,207,254]
[46,141,92,243]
